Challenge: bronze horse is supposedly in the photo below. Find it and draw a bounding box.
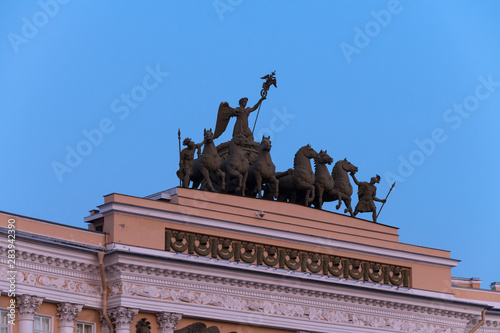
[222,133,249,195]
[311,150,339,210]
[246,136,279,198]
[320,158,358,215]
[191,129,225,192]
[275,144,318,206]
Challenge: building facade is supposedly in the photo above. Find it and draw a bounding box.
[1,187,499,332]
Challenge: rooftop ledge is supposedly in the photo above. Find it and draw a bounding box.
[85,187,459,269]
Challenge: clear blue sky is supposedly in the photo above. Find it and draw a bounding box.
[1,1,499,288]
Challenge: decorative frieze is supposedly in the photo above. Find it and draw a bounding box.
[6,247,99,272]
[104,265,475,323]
[156,312,182,333]
[110,282,468,332]
[165,229,411,287]
[16,295,43,320]
[12,270,101,295]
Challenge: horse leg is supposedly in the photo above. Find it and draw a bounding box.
[293,178,313,205]
[271,176,279,198]
[226,165,242,193]
[216,169,226,192]
[316,186,324,209]
[306,184,315,206]
[344,196,354,216]
[241,171,248,196]
[302,188,311,206]
[201,167,215,192]
[255,172,263,198]
[332,190,342,210]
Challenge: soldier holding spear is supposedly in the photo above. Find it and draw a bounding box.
[350,173,394,223]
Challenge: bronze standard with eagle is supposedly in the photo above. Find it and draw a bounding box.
[176,72,393,223]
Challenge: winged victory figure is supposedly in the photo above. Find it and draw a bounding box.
[214,96,266,142]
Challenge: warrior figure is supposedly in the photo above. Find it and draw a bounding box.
[176,137,202,188]
[350,173,386,223]
[214,96,266,142]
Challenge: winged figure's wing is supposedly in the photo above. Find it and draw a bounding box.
[174,323,206,333]
[214,102,233,139]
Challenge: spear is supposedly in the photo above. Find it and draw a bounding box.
[252,71,277,134]
[178,128,181,186]
[376,181,396,219]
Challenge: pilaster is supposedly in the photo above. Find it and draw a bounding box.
[56,302,83,333]
[109,306,139,333]
[100,312,111,333]
[16,295,44,333]
[156,312,182,333]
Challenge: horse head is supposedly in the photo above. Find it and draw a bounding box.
[341,158,358,173]
[315,149,333,165]
[301,144,319,159]
[260,135,272,151]
[203,128,214,143]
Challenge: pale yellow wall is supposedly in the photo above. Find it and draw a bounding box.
[453,281,482,289]
[452,287,500,303]
[77,308,102,333]
[102,191,451,258]
[104,209,459,292]
[0,212,106,247]
[104,213,166,250]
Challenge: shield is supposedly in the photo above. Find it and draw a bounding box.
[214,102,233,139]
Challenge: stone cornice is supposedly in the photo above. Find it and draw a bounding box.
[106,243,470,304]
[109,281,473,332]
[96,201,459,268]
[104,261,478,325]
[0,226,105,252]
[0,246,100,277]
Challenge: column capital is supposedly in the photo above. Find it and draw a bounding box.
[16,295,43,320]
[99,312,112,333]
[56,302,83,327]
[108,306,139,330]
[156,312,182,333]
